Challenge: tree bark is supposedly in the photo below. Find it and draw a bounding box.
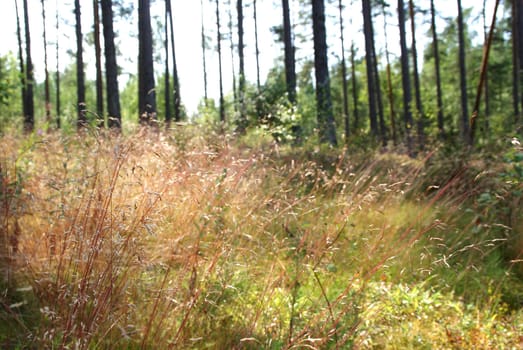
[216,0,225,123]
[22,0,34,133]
[253,0,261,91]
[350,42,359,131]
[93,0,104,126]
[282,0,296,104]
[138,0,157,125]
[101,0,121,129]
[312,0,337,146]
[41,0,52,127]
[457,0,469,143]
[75,0,86,129]
[164,0,171,125]
[167,0,181,122]
[409,0,424,149]
[200,0,208,105]
[430,0,444,138]
[338,0,350,143]
[398,0,413,155]
[14,0,27,127]
[362,0,378,136]
[237,0,246,131]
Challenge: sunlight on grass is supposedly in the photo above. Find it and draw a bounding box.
[1,127,522,348]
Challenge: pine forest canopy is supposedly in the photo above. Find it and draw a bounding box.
[0,0,520,149]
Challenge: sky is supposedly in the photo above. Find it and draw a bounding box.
[0,0,497,116]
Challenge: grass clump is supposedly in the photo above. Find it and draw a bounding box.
[0,126,522,348]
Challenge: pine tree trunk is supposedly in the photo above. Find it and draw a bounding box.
[409,0,424,149]
[23,0,34,133]
[312,0,337,146]
[237,0,246,131]
[138,0,157,125]
[253,0,261,91]
[282,0,296,104]
[382,4,397,146]
[93,0,104,126]
[14,0,27,127]
[362,0,378,136]
[201,0,208,105]
[430,0,444,138]
[41,0,51,127]
[216,0,225,123]
[338,0,350,143]
[74,0,86,129]
[101,0,121,129]
[227,1,237,112]
[167,0,181,122]
[164,0,172,125]
[457,0,469,143]
[398,0,413,155]
[350,42,360,131]
[55,0,61,128]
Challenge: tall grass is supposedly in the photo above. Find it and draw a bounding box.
[1,127,522,348]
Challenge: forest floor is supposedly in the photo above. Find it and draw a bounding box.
[1,126,523,349]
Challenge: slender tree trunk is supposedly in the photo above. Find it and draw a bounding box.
[517,0,523,117]
[201,0,208,105]
[312,0,337,146]
[164,0,171,125]
[14,0,27,125]
[382,5,397,146]
[282,0,296,104]
[482,0,491,128]
[227,1,237,111]
[457,0,469,143]
[253,0,261,91]
[101,0,121,129]
[430,0,444,138]
[409,0,424,149]
[216,0,225,123]
[167,0,181,122]
[362,0,378,136]
[398,0,413,155]
[55,0,60,128]
[22,0,34,132]
[41,0,52,127]
[338,0,350,143]
[350,41,359,131]
[371,28,386,147]
[93,0,104,127]
[138,0,157,125]
[237,0,246,131]
[74,0,86,129]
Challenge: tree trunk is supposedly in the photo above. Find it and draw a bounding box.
[409,0,424,149]
[382,4,397,146]
[101,0,121,129]
[14,0,27,127]
[237,0,246,131]
[216,0,225,123]
[482,0,490,128]
[430,0,444,138]
[55,0,61,128]
[93,0,104,127]
[41,0,51,127]
[371,29,386,147]
[164,0,171,125]
[282,0,296,104]
[362,0,378,136]
[227,1,237,112]
[253,0,261,91]
[398,0,413,155]
[350,42,359,131]
[200,0,208,106]
[457,0,469,143]
[338,0,350,143]
[312,0,337,146]
[167,0,181,122]
[23,0,34,133]
[138,0,157,125]
[75,0,86,129]
[517,0,523,117]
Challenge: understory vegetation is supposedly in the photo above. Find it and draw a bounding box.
[1,126,522,349]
